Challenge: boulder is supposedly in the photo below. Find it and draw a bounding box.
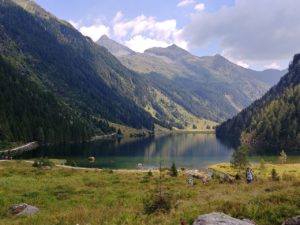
[9,203,39,217]
[282,216,300,225]
[193,212,256,225]
[88,156,95,162]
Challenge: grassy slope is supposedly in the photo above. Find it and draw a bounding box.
[1,161,300,225]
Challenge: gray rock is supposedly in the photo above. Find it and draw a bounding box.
[282,216,300,225]
[193,212,256,225]
[9,203,39,217]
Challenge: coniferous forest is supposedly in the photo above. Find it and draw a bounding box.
[217,54,300,153]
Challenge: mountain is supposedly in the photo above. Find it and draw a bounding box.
[97,36,285,122]
[216,54,300,153]
[96,35,134,57]
[0,0,158,145]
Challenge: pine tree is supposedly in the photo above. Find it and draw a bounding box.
[170,162,178,177]
[231,145,250,170]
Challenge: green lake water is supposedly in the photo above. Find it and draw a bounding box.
[14,133,300,169]
[14,133,234,169]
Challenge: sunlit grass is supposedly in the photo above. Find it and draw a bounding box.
[0,161,300,225]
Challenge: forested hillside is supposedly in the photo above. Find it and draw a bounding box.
[0,56,93,144]
[216,54,300,153]
[0,0,158,146]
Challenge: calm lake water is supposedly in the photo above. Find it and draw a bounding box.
[15,133,235,169]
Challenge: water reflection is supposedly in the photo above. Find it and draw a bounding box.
[16,133,233,169]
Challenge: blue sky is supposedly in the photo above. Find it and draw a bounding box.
[35,0,300,70]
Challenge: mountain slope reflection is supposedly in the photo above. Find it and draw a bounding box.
[16,134,233,169]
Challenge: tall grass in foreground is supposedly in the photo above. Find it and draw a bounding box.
[0,161,300,225]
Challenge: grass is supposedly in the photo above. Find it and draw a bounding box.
[1,161,300,225]
[209,162,300,180]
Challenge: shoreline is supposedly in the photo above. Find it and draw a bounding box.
[0,142,39,155]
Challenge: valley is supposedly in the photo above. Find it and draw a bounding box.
[1,0,300,224]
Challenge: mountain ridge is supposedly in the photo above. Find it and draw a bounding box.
[0,0,157,145]
[97,35,286,122]
[216,54,300,153]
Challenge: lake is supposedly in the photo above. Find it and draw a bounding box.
[14,133,235,169]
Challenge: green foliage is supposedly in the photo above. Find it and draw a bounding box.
[0,0,154,144]
[169,162,178,177]
[279,150,287,164]
[271,168,280,181]
[32,158,55,168]
[143,192,172,214]
[65,159,77,167]
[231,145,250,170]
[0,56,92,144]
[217,54,300,153]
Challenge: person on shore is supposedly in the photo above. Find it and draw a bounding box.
[246,168,254,183]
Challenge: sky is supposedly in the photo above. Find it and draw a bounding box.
[34,0,300,70]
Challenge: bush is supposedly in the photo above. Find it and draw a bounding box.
[279,150,287,164]
[143,192,172,214]
[32,158,55,168]
[235,173,241,180]
[169,162,178,177]
[231,145,250,171]
[147,170,153,177]
[271,168,280,181]
[65,159,77,167]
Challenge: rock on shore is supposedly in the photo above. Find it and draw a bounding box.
[193,212,256,225]
[9,203,39,217]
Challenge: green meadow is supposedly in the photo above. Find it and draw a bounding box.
[1,161,300,225]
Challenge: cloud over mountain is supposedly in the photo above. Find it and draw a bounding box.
[183,0,300,64]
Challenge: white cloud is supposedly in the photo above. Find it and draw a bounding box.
[112,14,188,51]
[264,62,280,69]
[183,0,300,64]
[194,3,205,12]
[125,35,169,52]
[68,20,80,29]
[79,24,110,42]
[177,0,195,7]
[113,11,123,24]
[69,13,188,52]
[236,61,249,68]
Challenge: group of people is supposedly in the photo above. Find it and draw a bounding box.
[186,168,254,186]
[1,155,13,160]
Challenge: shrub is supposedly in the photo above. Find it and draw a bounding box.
[32,157,55,168]
[231,145,250,171]
[143,192,172,214]
[169,162,178,177]
[271,168,280,181]
[147,170,153,177]
[279,150,287,164]
[235,173,241,180]
[65,159,77,167]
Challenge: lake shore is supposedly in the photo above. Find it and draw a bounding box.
[0,142,39,155]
